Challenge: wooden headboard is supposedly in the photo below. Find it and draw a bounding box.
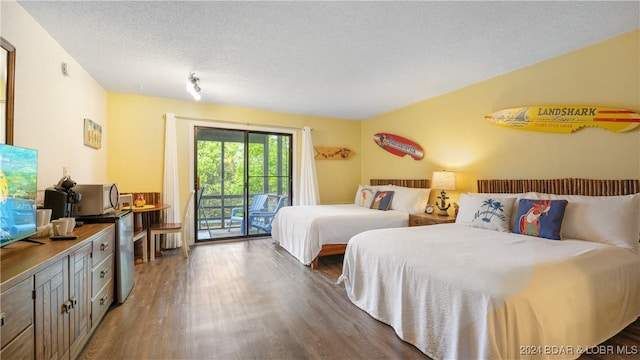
[370,179,430,188]
[477,178,639,196]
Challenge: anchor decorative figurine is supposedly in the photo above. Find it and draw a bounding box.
[436,189,451,216]
[431,171,456,216]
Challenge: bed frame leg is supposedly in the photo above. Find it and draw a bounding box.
[311,257,319,269]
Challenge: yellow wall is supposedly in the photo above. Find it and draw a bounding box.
[2,0,108,189]
[362,30,640,205]
[107,93,361,205]
[6,0,639,211]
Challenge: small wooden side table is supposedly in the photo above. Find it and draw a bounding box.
[409,212,456,227]
[129,204,170,261]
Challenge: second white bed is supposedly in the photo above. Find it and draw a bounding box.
[271,204,408,266]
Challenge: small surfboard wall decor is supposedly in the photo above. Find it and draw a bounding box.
[485,106,640,133]
[373,133,424,160]
[314,147,355,160]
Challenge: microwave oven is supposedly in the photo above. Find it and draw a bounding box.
[73,183,120,216]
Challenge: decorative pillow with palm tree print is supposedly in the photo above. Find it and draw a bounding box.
[469,197,516,232]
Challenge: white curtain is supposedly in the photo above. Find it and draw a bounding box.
[162,113,181,249]
[298,126,320,205]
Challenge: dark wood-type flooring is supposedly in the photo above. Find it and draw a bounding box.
[79,238,639,359]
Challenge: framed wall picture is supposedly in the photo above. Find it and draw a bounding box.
[84,118,102,149]
[1,37,16,145]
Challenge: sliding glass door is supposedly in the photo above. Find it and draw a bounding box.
[194,127,291,241]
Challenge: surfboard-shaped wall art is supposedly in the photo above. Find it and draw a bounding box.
[373,133,424,160]
[314,147,355,160]
[485,106,640,133]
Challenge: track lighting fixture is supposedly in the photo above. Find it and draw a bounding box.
[186,72,201,101]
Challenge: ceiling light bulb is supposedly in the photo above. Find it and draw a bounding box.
[187,84,201,100]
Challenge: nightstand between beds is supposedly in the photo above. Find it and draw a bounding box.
[409,213,456,226]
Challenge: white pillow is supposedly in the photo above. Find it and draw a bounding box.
[456,192,536,231]
[388,186,431,214]
[354,185,381,208]
[535,192,640,252]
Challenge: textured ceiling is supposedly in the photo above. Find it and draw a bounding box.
[17,1,640,120]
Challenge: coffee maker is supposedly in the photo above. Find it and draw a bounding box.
[44,176,82,220]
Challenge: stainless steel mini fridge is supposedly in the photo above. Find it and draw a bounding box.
[77,210,135,303]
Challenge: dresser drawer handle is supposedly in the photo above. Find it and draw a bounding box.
[100,269,109,278]
[0,312,5,327]
[99,294,109,306]
[63,300,73,314]
[100,242,109,251]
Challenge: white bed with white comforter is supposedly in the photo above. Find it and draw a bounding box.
[340,224,640,360]
[339,181,640,360]
[272,204,408,265]
[272,181,431,267]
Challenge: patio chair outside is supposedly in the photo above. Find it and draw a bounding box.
[249,195,288,233]
[228,194,268,232]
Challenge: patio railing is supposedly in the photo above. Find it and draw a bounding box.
[198,193,282,230]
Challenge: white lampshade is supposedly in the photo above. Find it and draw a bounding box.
[432,171,456,190]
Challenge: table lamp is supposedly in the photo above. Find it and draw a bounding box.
[432,171,456,216]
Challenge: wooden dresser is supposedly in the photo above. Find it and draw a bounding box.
[0,224,114,360]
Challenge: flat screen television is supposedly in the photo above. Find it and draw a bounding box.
[0,144,38,247]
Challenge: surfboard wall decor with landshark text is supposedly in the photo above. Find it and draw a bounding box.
[485,106,640,133]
